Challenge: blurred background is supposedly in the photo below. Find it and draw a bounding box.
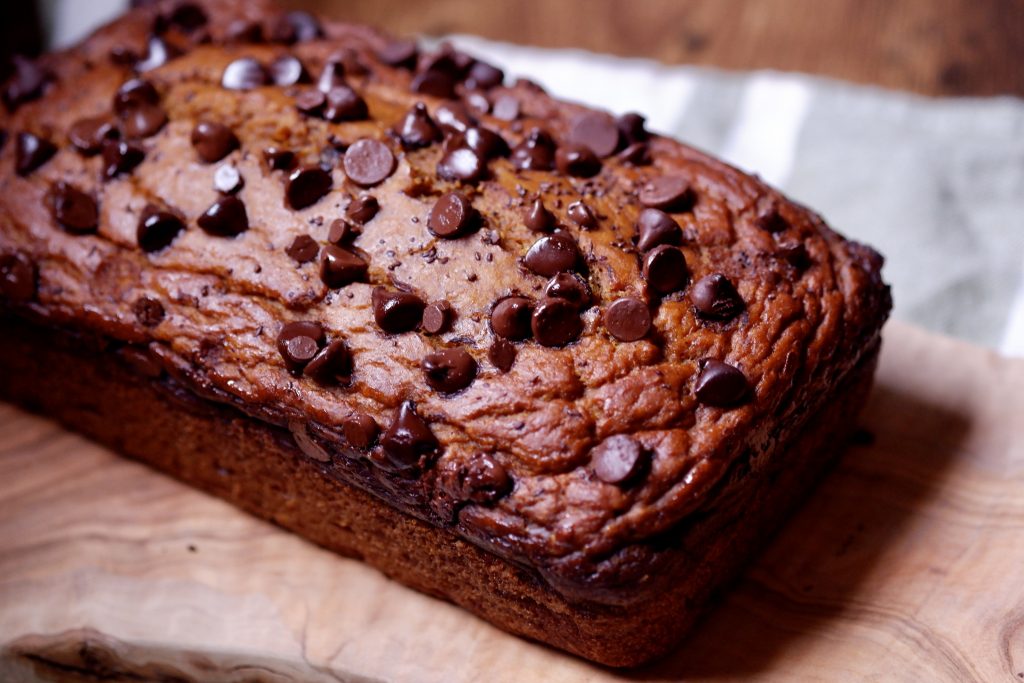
[4,0,1024,354]
[12,0,1023,96]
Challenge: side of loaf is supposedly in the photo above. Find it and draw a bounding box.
[0,0,890,666]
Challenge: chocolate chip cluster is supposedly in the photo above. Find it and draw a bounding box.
[2,1,817,509]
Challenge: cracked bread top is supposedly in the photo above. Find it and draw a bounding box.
[0,0,890,604]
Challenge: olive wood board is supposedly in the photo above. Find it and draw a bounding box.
[1,319,1022,682]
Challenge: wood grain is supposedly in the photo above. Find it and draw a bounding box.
[1,320,1023,681]
[283,0,1024,97]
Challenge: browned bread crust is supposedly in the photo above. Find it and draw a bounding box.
[0,0,890,665]
[0,314,880,667]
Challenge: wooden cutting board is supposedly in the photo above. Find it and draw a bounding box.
[1,319,1022,682]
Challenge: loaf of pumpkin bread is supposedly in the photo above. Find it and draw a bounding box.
[0,0,890,667]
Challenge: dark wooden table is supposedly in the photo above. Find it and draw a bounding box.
[288,0,1024,97]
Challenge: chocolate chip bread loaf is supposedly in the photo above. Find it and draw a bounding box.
[0,0,891,667]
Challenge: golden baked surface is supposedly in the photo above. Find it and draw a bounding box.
[0,0,889,602]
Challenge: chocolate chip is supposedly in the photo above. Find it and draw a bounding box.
[444,453,512,504]
[68,117,119,155]
[295,89,326,116]
[346,194,378,224]
[450,48,475,74]
[311,58,343,91]
[380,401,438,470]
[695,360,750,407]
[336,49,369,77]
[428,191,477,239]
[532,297,583,347]
[618,142,652,166]
[777,241,810,270]
[617,112,648,144]
[605,297,651,341]
[545,272,591,309]
[490,296,533,340]
[377,39,418,69]
[434,102,475,133]
[464,90,491,115]
[327,219,359,245]
[555,144,601,178]
[0,252,37,302]
[221,57,269,90]
[437,146,485,183]
[323,86,368,122]
[263,147,296,171]
[319,244,368,288]
[109,46,139,66]
[190,121,238,163]
[636,208,681,251]
[121,103,167,139]
[756,206,789,233]
[690,273,743,320]
[344,139,395,187]
[225,19,264,43]
[213,164,244,194]
[488,339,516,372]
[463,127,508,160]
[344,412,379,449]
[113,78,159,114]
[591,435,646,485]
[510,128,555,171]
[569,112,620,158]
[422,300,452,335]
[567,200,597,229]
[304,339,352,385]
[411,70,457,99]
[3,55,48,110]
[464,61,504,90]
[49,182,98,233]
[164,3,207,32]
[197,195,248,236]
[525,198,555,232]
[417,47,466,80]
[639,176,695,212]
[372,287,425,333]
[643,245,688,294]
[101,139,145,178]
[134,36,179,72]
[132,296,165,326]
[491,94,520,121]
[523,233,581,277]
[137,207,184,252]
[286,166,332,209]
[423,348,477,393]
[269,55,307,86]
[286,234,319,264]
[15,132,56,176]
[396,102,441,148]
[277,320,325,372]
[271,11,322,44]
